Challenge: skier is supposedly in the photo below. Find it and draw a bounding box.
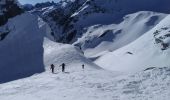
[60,63,65,72]
[82,64,85,69]
[50,64,55,73]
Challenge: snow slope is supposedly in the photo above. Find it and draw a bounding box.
[74,11,167,57]
[0,32,169,100]
[43,38,100,72]
[95,14,170,72]
[0,13,51,83]
[0,65,169,100]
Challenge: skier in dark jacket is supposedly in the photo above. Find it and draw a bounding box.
[60,63,65,72]
[50,64,55,73]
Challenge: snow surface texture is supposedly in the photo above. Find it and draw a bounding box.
[0,13,51,83]
[0,67,169,100]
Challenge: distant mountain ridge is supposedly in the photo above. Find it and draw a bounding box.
[31,0,170,44]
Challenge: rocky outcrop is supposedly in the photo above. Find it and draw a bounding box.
[0,0,23,26]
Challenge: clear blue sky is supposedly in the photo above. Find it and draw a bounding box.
[18,0,59,5]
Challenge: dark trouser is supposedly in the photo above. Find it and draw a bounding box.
[62,66,65,72]
[52,68,54,73]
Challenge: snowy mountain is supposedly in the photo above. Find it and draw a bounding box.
[0,0,170,99]
[35,0,170,44]
[95,14,170,72]
[74,11,167,57]
[30,0,170,59]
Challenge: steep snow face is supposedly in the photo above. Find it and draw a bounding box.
[95,14,170,73]
[0,13,51,83]
[73,11,167,57]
